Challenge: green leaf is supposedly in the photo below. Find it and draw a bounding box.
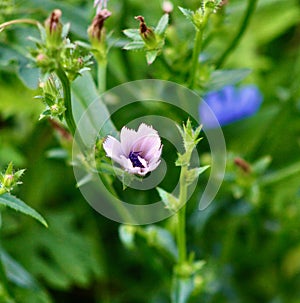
[123,41,145,51]
[71,71,117,138]
[171,276,194,303]
[144,226,178,260]
[157,187,179,212]
[252,156,272,174]
[119,225,136,249]
[7,209,106,289]
[0,250,38,289]
[17,65,39,89]
[123,29,142,41]
[178,7,194,22]
[146,50,159,65]
[205,69,251,92]
[0,194,47,227]
[155,14,169,36]
[185,166,210,185]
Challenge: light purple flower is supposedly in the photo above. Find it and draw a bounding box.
[103,123,162,176]
[94,0,108,14]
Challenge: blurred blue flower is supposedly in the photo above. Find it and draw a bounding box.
[199,85,263,128]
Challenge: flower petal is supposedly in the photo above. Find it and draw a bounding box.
[103,136,123,162]
[120,127,137,155]
[136,123,158,138]
[148,159,161,171]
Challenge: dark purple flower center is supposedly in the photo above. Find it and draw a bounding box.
[129,151,145,168]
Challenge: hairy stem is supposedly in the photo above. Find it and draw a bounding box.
[0,19,38,32]
[176,163,190,264]
[189,29,203,89]
[55,67,77,136]
[97,60,107,94]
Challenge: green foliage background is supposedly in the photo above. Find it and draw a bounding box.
[1,0,300,302]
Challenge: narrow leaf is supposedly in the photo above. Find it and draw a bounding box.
[123,29,142,40]
[0,194,47,227]
[146,50,159,65]
[157,187,179,211]
[178,7,194,22]
[205,69,252,92]
[185,166,210,185]
[0,250,38,289]
[123,41,145,51]
[171,276,194,303]
[155,14,169,36]
[145,226,178,260]
[119,225,136,249]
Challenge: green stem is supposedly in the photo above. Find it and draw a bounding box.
[97,60,107,95]
[189,29,203,89]
[0,18,38,32]
[177,165,188,264]
[55,67,77,136]
[215,0,258,69]
[259,161,300,187]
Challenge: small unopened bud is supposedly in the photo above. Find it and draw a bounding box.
[3,174,13,188]
[220,0,229,6]
[46,9,62,33]
[162,1,174,14]
[36,53,50,68]
[234,157,251,173]
[88,9,111,43]
[36,53,46,62]
[50,104,59,113]
[135,16,157,48]
[45,9,63,47]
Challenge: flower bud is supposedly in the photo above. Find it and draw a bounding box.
[88,9,111,62]
[162,1,174,14]
[135,16,157,48]
[88,9,111,44]
[0,162,25,194]
[3,174,13,189]
[45,9,63,48]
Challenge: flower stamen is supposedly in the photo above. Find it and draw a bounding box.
[129,151,145,168]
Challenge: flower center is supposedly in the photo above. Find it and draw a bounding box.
[129,151,145,168]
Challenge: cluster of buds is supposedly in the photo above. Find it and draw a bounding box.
[36,76,66,120]
[180,1,223,31]
[31,9,92,80]
[0,162,25,195]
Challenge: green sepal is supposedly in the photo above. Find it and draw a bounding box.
[146,50,159,65]
[123,41,145,51]
[185,166,210,185]
[157,187,179,212]
[178,7,194,22]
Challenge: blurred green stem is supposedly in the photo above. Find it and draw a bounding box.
[0,19,38,32]
[260,161,300,186]
[189,29,203,89]
[177,166,188,264]
[97,60,107,94]
[215,0,258,68]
